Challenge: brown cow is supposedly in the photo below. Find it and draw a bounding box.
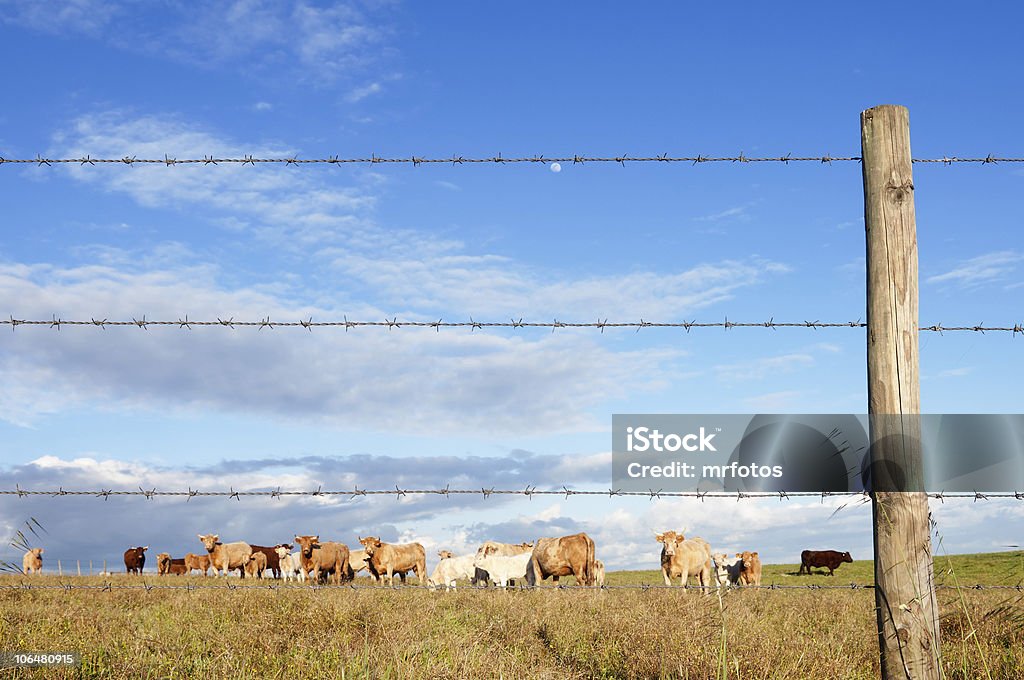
[246,551,268,579]
[736,551,762,586]
[293,535,350,584]
[358,536,426,586]
[655,531,712,594]
[22,548,43,575]
[197,534,252,577]
[184,552,211,576]
[124,546,149,574]
[248,545,282,579]
[156,553,188,576]
[799,549,853,576]
[524,533,596,586]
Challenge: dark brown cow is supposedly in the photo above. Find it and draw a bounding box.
[524,533,596,586]
[249,545,283,579]
[799,549,853,576]
[124,546,149,574]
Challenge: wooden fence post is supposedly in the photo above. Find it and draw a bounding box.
[861,104,940,679]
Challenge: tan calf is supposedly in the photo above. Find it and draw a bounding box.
[22,548,43,575]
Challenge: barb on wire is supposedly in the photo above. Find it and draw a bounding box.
[1,316,1022,334]
[1,487,1020,500]
[4,154,1024,168]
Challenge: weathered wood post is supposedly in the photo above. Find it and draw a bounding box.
[861,104,941,679]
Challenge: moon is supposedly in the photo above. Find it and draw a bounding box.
[550,162,561,173]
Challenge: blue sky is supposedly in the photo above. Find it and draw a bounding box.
[1,1,1022,573]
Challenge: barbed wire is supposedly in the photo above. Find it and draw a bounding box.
[2,154,1024,167]
[1,487,1021,501]
[0,582,1019,592]
[2,316,1022,334]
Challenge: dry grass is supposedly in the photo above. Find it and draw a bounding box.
[1,572,1021,679]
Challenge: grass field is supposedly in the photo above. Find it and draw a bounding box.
[1,551,1021,679]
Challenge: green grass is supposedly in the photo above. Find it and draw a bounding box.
[606,550,1024,587]
[0,551,1021,679]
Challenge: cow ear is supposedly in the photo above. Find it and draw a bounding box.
[313,535,319,542]
[198,534,204,540]
[143,546,149,551]
[753,552,758,556]
[38,548,44,555]
[213,535,219,542]
[654,532,664,541]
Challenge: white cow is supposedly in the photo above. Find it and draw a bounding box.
[712,553,743,589]
[428,551,476,591]
[474,552,531,589]
[275,545,306,582]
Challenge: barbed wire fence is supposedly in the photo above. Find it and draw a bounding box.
[1,488,1022,501]
[1,317,1022,334]
[2,154,1024,166]
[3,132,1023,675]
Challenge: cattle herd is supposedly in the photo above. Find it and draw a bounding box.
[17,531,854,589]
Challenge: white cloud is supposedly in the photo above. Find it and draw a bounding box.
[27,112,795,431]
[742,390,806,411]
[48,111,792,320]
[2,1,389,83]
[51,112,378,247]
[935,367,972,378]
[0,261,678,434]
[715,353,815,382]
[926,251,1023,288]
[695,206,750,223]
[346,82,383,103]
[0,0,119,36]
[329,253,790,319]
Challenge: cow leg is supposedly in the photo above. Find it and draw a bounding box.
[662,567,672,587]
